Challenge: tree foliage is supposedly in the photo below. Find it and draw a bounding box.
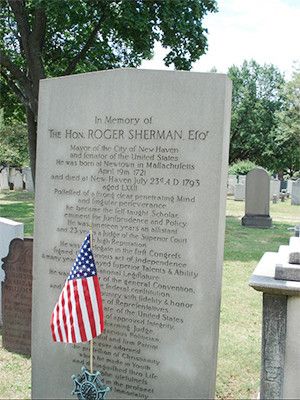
[0,0,217,181]
[228,60,285,168]
[270,68,300,175]
[0,124,29,167]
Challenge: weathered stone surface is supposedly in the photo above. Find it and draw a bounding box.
[2,238,32,356]
[32,69,232,399]
[250,242,300,399]
[261,294,287,399]
[283,297,300,398]
[242,168,272,228]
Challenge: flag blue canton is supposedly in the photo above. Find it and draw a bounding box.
[68,234,97,281]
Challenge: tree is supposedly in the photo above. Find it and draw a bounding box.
[0,0,217,183]
[0,124,29,167]
[228,60,285,169]
[270,68,300,176]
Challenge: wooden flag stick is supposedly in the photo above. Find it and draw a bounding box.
[90,338,94,373]
[89,224,94,373]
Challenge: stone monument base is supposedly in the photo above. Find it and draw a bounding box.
[242,214,272,228]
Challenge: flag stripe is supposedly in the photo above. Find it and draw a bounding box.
[50,306,57,341]
[58,292,67,342]
[70,280,81,343]
[82,278,97,338]
[77,279,92,341]
[56,303,63,342]
[63,286,71,342]
[93,275,104,333]
[61,289,68,342]
[87,277,101,336]
[66,282,76,343]
[73,279,87,342]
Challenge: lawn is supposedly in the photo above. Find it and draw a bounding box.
[0,191,34,237]
[0,191,298,399]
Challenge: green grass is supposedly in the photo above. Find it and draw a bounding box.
[0,328,31,399]
[0,191,34,237]
[0,191,298,399]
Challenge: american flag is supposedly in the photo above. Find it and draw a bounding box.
[50,234,104,343]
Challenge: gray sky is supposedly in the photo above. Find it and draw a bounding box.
[140,0,300,79]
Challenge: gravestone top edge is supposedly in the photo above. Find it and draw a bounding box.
[0,217,24,227]
[246,167,270,176]
[1,237,33,267]
[40,67,231,83]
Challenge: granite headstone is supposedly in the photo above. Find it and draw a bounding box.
[242,168,272,228]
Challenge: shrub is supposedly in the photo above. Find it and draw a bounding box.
[228,160,259,175]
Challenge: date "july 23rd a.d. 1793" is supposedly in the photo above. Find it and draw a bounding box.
[147,177,200,187]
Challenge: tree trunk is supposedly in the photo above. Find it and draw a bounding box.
[26,107,37,186]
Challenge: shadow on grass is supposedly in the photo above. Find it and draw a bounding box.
[0,190,34,202]
[224,216,292,262]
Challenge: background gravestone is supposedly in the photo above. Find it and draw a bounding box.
[270,178,280,200]
[287,179,293,195]
[227,175,237,195]
[13,171,24,190]
[0,167,9,190]
[32,69,232,399]
[2,238,32,356]
[242,167,272,228]
[238,175,246,184]
[291,179,300,205]
[22,167,34,192]
[234,183,245,201]
[0,218,24,325]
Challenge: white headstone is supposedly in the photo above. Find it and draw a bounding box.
[291,179,300,205]
[32,69,232,399]
[8,167,15,184]
[227,175,237,195]
[238,175,246,185]
[0,167,9,190]
[22,167,34,192]
[0,218,24,325]
[270,179,280,200]
[287,180,293,195]
[234,183,245,201]
[13,171,23,190]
